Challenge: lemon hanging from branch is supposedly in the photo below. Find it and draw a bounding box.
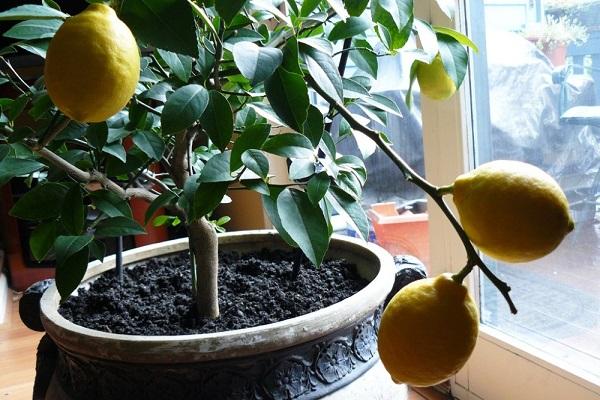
[415,54,457,100]
[451,160,575,263]
[44,3,140,123]
[378,273,479,387]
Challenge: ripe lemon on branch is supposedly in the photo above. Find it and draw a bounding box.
[451,160,574,263]
[378,273,479,387]
[415,54,457,100]
[44,3,140,123]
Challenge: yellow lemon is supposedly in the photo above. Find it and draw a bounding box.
[44,4,140,123]
[378,273,479,387]
[415,54,457,100]
[452,160,574,263]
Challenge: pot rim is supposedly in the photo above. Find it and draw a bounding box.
[40,230,395,363]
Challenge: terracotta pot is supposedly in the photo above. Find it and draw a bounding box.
[40,231,401,399]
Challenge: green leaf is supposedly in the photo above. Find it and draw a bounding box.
[297,37,333,55]
[301,44,343,103]
[5,94,28,121]
[157,49,192,82]
[54,235,93,265]
[61,185,84,235]
[371,0,413,50]
[282,37,302,75]
[9,182,67,221]
[433,26,478,52]
[199,151,236,182]
[86,122,108,150]
[56,246,89,300]
[0,5,68,20]
[144,191,177,224]
[328,17,371,41]
[349,39,378,78]
[232,42,283,85]
[247,103,287,127]
[94,216,146,238]
[437,32,468,88]
[342,77,370,99]
[414,19,438,60]
[3,18,62,40]
[29,221,59,261]
[300,0,321,17]
[263,133,314,158]
[89,190,132,218]
[326,186,368,240]
[0,157,45,182]
[307,172,330,205]
[344,0,369,16]
[277,188,330,266]
[200,91,233,152]
[264,67,309,132]
[161,84,209,134]
[215,0,246,24]
[193,182,229,220]
[325,0,349,20]
[89,239,106,262]
[262,187,297,247]
[132,130,165,160]
[16,40,50,58]
[102,142,127,163]
[120,0,198,57]
[303,105,324,147]
[241,149,269,179]
[144,81,173,102]
[242,179,270,195]
[360,93,402,117]
[231,123,271,172]
[289,159,315,180]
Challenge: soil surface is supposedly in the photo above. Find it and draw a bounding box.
[59,249,368,336]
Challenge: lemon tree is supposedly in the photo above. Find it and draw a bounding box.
[452,160,574,263]
[44,4,140,123]
[378,273,479,387]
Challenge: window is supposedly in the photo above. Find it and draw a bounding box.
[421,1,600,398]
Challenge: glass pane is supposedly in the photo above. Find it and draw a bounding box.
[473,0,600,379]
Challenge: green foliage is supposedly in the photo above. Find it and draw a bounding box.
[0,0,472,300]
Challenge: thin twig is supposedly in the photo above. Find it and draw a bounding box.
[132,98,162,116]
[0,57,32,93]
[36,115,70,150]
[307,75,518,314]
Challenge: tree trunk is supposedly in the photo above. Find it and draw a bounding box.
[187,217,220,319]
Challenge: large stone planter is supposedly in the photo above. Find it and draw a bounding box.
[39,231,400,400]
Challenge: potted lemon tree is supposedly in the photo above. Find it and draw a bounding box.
[0,0,574,399]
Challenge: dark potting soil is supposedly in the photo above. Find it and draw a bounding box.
[59,249,368,336]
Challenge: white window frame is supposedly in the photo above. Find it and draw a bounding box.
[418,1,600,399]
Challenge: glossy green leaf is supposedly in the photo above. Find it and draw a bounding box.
[289,159,315,180]
[264,67,309,132]
[89,190,132,218]
[300,0,321,17]
[342,77,370,99]
[29,220,59,261]
[215,0,246,24]
[0,157,45,182]
[199,151,236,182]
[282,37,302,75]
[301,44,343,103]
[161,84,209,134]
[230,123,270,172]
[242,179,270,195]
[94,216,146,238]
[349,39,377,78]
[307,172,330,205]
[434,26,478,52]
[302,105,324,147]
[414,19,438,61]
[132,130,165,160]
[325,0,349,20]
[102,142,127,163]
[200,91,233,151]
[9,182,67,221]
[326,186,368,240]
[241,149,269,179]
[56,246,89,301]
[277,188,330,266]
[120,0,198,57]
[437,32,468,88]
[328,17,371,41]
[144,191,177,224]
[359,93,402,117]
[343,0,369,16]
[89,239,106,262]
[3,18,62,40]
[0,5,68,20]
[263,133,314,158]
[86,122,108,150]
[157,49,193,82]
[54,234,93,265]
[61,185,84,235]
[232,42,283,85]
[262,188,296,247]
[193,182,229,220]
[16,40,49,58]
[371,0,413,50]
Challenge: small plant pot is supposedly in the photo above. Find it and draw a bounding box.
[39,231,400,400]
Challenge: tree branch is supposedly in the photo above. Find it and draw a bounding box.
[306,75,518,314]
